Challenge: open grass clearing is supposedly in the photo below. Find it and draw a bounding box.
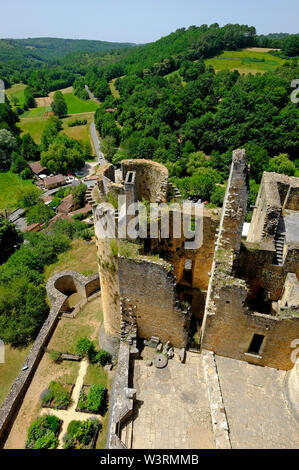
[205,49,286,74]
[0,171,35,212]
[18,111,95,147]
[63,92,99,114]
[0,343,32,406]
[5,83,26,106]
[44,239,98,281]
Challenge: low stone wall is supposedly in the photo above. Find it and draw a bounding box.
[0,270,100,447]
[202,350,231,449]
[107,341,136,449]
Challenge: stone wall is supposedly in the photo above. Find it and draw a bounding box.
[237,241,299,301]
[118,256,190,348]
[121,159,168,203]
[247,172,299,244]
[0,271,100,446]
[201,275,299,370]
[217,149,249,253]
[107,342,136,449]
[201,151,299,370]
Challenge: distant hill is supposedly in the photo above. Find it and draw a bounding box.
[0,37,135,86]
[13,37,135,60]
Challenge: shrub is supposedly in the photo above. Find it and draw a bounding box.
[68,119,87,127]
[50,350,62,363]
[76,337,95,359]
[41,381,71,409]
[40,388,54,406]
[34,432,58,449]
[26,415,60,449]
[63,418,100,449]
[95,349,111,366]
[87,385,106,413]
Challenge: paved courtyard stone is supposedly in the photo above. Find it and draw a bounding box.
[215,355,299,449]
[131,347,215,449]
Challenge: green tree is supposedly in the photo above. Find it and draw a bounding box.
[186,151,210,174]
[100,136,116,162]
[51,91,67,118]
[21,133,40,161]
[0,216,23,264]
[0,129,17,170]
[72,184,87,208]
[17,185,40,209]
[268,153,296,176]
[25,201,54,225]
[11,152,28,174]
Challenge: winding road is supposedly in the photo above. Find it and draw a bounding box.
[85,85,107,167]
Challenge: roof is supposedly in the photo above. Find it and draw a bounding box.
[42,195,53,204]
[23,223,43,232]
[57,198,73,213]
[62,194,73,202]
[70,204,92,216]
[28,161,47,175]
[44,174,66,186]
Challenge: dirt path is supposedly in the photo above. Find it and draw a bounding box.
[40,359,101,449]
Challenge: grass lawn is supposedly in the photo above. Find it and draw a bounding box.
[47,298,103,354]
[64,92,99,114]
[61,113,95,148]
[20,106,52,119]
[44,238,98,280]
[17,117,49,144]
[18,112,95,147]
[0,344,32,406]
[205,49,286,74]
[5,83,27,106]
[0,172,36,212]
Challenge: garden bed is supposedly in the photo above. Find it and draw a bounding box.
[63,418,101,449]
[76,384,107,415]
[26,415,62,449]
[41,381,74,410]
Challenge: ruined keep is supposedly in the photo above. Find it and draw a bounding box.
[201,151,299,370]
[90,159,219,355]
[90,152,299,372]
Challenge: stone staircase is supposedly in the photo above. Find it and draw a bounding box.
[274,233,285,265]
[120,416,133,449]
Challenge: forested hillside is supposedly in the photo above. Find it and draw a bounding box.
[0,37,135,87]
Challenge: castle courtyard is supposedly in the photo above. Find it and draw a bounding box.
[130,348,215,449]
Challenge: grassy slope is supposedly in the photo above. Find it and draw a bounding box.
[5,83,26,106]
[205,49,286,74]
[0,344,32,406]
[0,172,35,212]
[63,92,99,114]
[44,238,98,280]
